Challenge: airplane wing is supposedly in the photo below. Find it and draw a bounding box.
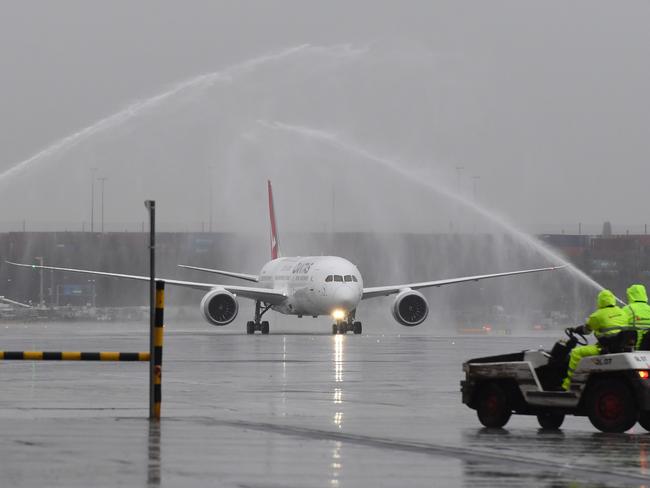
[361,265,565,300]
[6,262,286,305]
[178,264,259,282]
[0,296,32,308]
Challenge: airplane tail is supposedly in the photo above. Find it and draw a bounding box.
[268,180,281,260]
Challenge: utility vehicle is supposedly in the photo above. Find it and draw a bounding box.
[461,329,650,432]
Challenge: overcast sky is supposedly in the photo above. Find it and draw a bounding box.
[0,1,648,234]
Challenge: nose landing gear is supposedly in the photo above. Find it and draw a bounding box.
[246,301,271,335]
[332,314,362,335]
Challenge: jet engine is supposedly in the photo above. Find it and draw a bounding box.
[391,289,428,326]
[200,289,238,326]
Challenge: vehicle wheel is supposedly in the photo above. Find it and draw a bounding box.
[353,322,362,335]
[476,382,512,428]
[587,380,638,433]
[537,411,565,430]
[332,324,337,335]
[261,321,270,335]
[246,321,255,335]
[638,411,650,432]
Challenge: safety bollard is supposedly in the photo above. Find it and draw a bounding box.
[150,280,165,419]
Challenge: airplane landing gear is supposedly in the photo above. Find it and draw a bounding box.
[332,314,362,335]
[247,301,271,335]
[353,321,362,334]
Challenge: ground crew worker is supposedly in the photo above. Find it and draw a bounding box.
[622,284,650,349]
[562,289,628,391]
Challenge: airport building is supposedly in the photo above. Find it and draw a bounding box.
[1,231,648,327]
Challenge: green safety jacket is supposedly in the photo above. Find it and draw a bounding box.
[623,284,650,330]
[586,289,630,338]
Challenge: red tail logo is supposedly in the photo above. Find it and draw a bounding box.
[268,180,281,260]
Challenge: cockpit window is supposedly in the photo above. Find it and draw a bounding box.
[333,275,343,282]
[344,275,352,282]
[325,275,333,282]
[352,276,358,282]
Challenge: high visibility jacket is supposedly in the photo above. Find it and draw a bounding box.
[586,290,630,338]
[623,284,650,330]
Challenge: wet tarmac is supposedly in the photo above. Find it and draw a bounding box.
[1,320,649,487]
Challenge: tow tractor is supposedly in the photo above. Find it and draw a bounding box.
[461,328,650,432]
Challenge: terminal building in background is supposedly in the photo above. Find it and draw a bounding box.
[1,230,649,329]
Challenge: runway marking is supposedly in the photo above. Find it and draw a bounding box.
[177,417,650,485]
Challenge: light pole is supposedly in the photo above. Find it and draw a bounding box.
[455,166,464,193]
[88,279,96,308]
[90,167,97,232]
[98,177,108,233]
[35,256,44,308]
[454,166,464,233]
[207,165,214,233]
[50,269,54,306]
[331,185,336,234]
[471,176,480,234]
[472,176,480,200]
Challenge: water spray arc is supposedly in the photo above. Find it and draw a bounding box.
[0,44,364,186]
[258,120,606,296]
[1,40,610,302]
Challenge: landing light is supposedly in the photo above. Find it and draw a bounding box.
[331,309,346,320]
[638,370,649,380]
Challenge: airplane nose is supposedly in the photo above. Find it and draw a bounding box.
[334,286,359,311]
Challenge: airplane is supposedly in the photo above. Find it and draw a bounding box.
[0,296,32,308]
[8,181,564,335]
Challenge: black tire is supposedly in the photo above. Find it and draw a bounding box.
[476,382,512,428]
[353,322,362,335]
[246,321,255,335]
[639,411,650,432]
[537,411,565,430]
[261,321,270,335]
[586,379,638,433]
[332,324,337,335]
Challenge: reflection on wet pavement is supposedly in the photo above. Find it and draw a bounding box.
[0,322,649,487]
[462,428,650,487]
[147,421,161,486]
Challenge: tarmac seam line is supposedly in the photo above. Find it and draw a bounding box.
[177,417,649,485]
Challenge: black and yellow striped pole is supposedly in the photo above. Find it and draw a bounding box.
[0,200,164,418]
[145,199,162,420]
[0,351,149,361]
[151,280,164,419]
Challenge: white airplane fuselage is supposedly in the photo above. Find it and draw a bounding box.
[258,256,363,316]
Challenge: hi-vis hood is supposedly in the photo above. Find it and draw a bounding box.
[597,289,617,308]
[627,284,648,303]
